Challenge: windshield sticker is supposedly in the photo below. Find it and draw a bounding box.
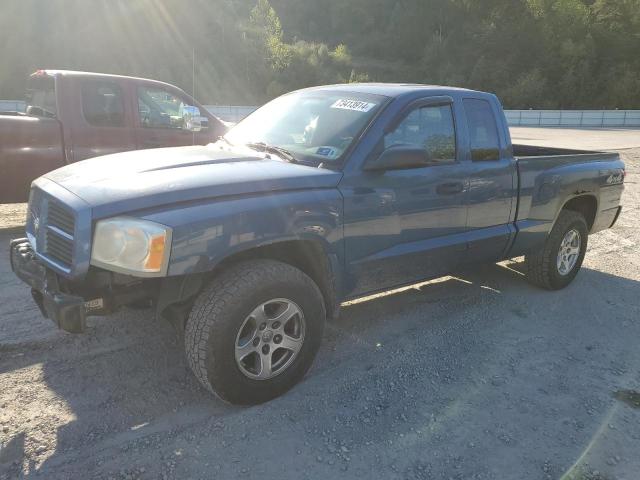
[316,146,338,158]
[330,99,376,113]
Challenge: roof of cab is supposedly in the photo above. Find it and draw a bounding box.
[31,69,181,90]
[295,82,485,98]
[32,71,491,100]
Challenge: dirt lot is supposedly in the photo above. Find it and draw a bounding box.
[1,145,639,480]
[510,127,640,151]
[0,205,26,232]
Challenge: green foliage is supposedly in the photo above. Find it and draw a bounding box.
[1,0,639,107]
[250,0,284,40]
[249,0,291,71]
[242,1,361,100]
[272,0,640,108]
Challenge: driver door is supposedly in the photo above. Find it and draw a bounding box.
[341,97,469,296]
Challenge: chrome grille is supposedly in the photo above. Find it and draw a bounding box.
[43,200,75,269]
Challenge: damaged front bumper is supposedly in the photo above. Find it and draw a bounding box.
[10,238,104,333]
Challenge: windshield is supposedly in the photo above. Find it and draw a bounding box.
[25,75,57,118]
[224,90,387,166]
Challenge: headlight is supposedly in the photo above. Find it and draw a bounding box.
[91,217,172,276]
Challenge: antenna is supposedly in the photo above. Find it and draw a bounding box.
[192,47,196,144]
[192,47,196,101]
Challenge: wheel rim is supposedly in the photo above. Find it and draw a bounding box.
[234,298,305,380]
[557,228,581,276]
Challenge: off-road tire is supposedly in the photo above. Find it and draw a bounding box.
[184,260,325,405]
[524,210,588,290]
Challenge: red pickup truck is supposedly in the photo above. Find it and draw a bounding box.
[0,70,226,203]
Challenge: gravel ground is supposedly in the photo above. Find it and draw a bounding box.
[0,204,26,232]
[1,148,639,480]
[510,127,640,151]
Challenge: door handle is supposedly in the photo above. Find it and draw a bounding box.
[436,182,464,195]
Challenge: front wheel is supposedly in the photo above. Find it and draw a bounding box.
[524,210,589,290]
[184,260,326,405]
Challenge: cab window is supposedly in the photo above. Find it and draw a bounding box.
[81,81,125,127]
[463,98,500,161]
[384,104,456,163]
[26,75,57,118]
[138,87,190,129]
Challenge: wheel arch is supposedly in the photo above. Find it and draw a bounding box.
[559,194,598,232]
[157,238,341,331]
[213,239,341,318]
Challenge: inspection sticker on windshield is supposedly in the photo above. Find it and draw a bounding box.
[331,99,376,112]
[316,146,338,158]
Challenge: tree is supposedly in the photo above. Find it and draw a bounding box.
[2,0,640,108]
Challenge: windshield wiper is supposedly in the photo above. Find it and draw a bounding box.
[245,142,297,163]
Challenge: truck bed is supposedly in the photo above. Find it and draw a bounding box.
[513,143,619,180]
[509,144,624,257]
[513,144,595,157]
[513,143,620,177]
[0,115,65,203]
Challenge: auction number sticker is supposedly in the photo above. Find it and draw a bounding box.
[331,99,376,112]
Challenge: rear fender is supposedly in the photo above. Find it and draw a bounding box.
[508,158,621,257]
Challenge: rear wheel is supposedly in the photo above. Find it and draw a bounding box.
[184,260,325,405]
[524,210,588,290]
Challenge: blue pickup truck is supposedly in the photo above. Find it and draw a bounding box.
[10,84,625,404]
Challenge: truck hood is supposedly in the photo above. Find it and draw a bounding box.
[44,145,342,218]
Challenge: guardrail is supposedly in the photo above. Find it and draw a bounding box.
[0,101,254,118]
[505,110,640,127]
[205,105,257,123]
[204,106,640,127]
[4,100,639,127]
[0,100,26,112]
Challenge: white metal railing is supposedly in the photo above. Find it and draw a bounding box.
[205,105,257,123]
[4,100,639,127]
[0,100,26,112]
[205,106,640,127]
[505,110,640,127]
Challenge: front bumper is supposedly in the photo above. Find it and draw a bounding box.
[10,238,95,333]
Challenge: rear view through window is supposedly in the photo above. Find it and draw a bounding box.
[25,74,57,118]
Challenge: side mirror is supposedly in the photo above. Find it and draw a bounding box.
[364,145,431,171]
[182,105,202,132]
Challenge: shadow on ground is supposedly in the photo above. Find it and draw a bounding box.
[1,260,639,479]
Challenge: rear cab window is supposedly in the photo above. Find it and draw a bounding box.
[25,74,57,118]
[463,98,500,161]
[81,81,125,127]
